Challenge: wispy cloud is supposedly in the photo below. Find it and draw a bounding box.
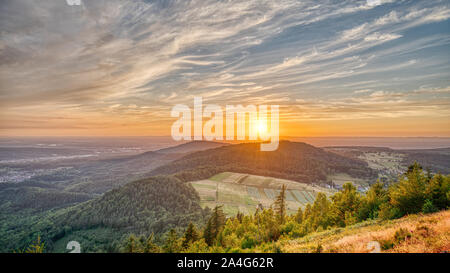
[0,0,449,136]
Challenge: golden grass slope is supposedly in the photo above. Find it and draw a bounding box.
[282,210,450,253]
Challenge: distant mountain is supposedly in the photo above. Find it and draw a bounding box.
[25,141,230,194]
[68,141,228,193]
[149,141,377,184]
[153,140,228,154]
[325,146,450,175]
[401,148,450,174]
[0,183,92,212]
[46,151,181,194]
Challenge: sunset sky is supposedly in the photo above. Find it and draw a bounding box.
[0,0,449,137]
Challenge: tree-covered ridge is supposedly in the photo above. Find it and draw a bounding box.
[59,176,206,231]
[149,141,377,184]
[0,176,210,253]
[125,163,449,253]
[0,184,92,212]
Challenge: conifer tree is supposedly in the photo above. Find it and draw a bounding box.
[273,184,287,224]
[331,182,362,226]
[182,222,199,249]
[125,234,137,253]
[391,163,428,215]
[203,205,226,246]
[295,207,303,224]
[203,218,214,246]
[163,229,180,253]
[236,211,244,223]
[25,235,45,253]
[144,233,160,253]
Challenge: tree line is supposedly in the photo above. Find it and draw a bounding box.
[123,162,449,253]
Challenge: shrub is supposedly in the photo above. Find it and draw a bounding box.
[280,221,296,235]
[393,228,412,245]
[422,199,438,214]
[272,243,282,253]
[312,244,323,253]
[379,239,395,250]
[378,202,402,220]
[240,234,257,249]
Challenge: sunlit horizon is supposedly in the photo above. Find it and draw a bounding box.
[1,1,449,137]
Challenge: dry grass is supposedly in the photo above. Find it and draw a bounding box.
[282,210,450,253]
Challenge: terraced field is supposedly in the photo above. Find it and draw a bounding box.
[190,172,335,216]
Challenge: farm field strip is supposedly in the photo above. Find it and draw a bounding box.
[190,172,335,216]
[303,191,315,202]
[246,186,260,199]
[263,188,280,200]
[291,190,308,204]
[285,190,297,202]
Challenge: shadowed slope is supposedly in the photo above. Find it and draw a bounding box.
[149,141,377,184]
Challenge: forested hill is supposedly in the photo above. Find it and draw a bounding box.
[149,141,377,184]
[154,140,228,154]
[0,176,209,253]
[57,176,206,232]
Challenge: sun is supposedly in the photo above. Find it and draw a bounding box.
[257,120,268,138]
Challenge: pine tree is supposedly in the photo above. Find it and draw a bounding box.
[273,184,287,224]
[211,205,226,236]
[203,218,214,246]
[407,161,422,174]
[24,235,45,253]
[144,233,160,253]
[163,229,180,253]
[358,181,388,220]
[125,234,136,253]
[203,205,226,246]
[391,163,428,215]
[331,182,362,227]
[295,207,303,224]
[236,211,244,223]
[426,173,450,210]
[182,222,199,249]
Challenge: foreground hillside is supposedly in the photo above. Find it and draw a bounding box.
[150,141,377,185]
[120,163,448,254]
[0,176,209,253]
[281,210,449,253]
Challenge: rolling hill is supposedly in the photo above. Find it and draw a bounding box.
[154,140,228,154]
[11,141,229,195]
[325,146,450,182]
[0,176,209,253]
[0,141,229,252]
[149,141,377,185]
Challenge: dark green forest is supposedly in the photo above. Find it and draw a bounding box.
[0,176,209,252]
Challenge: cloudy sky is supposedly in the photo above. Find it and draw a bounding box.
[0,0,449,137]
